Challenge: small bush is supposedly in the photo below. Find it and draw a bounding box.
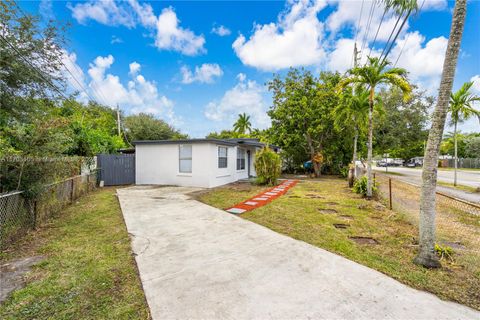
[339,166,350,178]
[254,147,281,186]
[352,176,377,197]
[435,244,454,261]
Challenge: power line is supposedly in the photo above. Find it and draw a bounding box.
[12,4,107,106]
[378,11,403,62]
[0,33,70,101]
[393,0,426,67]
[360,0,377,63]
[352,0,365,67]
[368,6,387,57]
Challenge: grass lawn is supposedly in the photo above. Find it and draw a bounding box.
[437,181,480,193]
[0,188,149,319]
[198,177,480,311]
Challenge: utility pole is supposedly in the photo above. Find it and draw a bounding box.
[116,104,121,137]
[353,42,359,68]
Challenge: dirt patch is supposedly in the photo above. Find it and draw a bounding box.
[323,201,339,205]
[0,255,45,303]
[288,195,301,198]
[440,241,466,251]
[306,193,324,199]
[349,236,379,245]
[333,223,350,229]
[339,215,354,221]
[318,208,337,214]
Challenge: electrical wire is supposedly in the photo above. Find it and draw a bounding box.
[352,0,366,67]
[368,6,388,57]
[0,33,70,101]
[393,0,426,67]
[360,0,377,63]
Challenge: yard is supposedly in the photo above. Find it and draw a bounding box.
[197,177,480,311]
[0,188,149,319]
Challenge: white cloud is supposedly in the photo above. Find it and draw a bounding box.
[39,0,54,20]
[180,63,223,84]
[390,32,447,93]
[129,61,141,75]
[154,7,206,56]
[232,0,327,71]
[68,0,205,55]
[236,73,247,82]
[204,74,270,128]
[68,0,135,27]
[60,50,89,102]
[421,0,448,11]
[211,25,231,36]
[471,75,480,93]
[111,35,123,44]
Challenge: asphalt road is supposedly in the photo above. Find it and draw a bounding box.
[374,166,480,203]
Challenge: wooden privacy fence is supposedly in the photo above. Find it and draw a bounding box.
[97,154,135,186]
[0,172,97,249]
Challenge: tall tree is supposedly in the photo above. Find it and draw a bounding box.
[339,57,411,197]
[0,0,67,122]
[333,88,371,176]
[415,0,467,268]
[448,81,480,185]
[269,70,341,177]
[123,113,187,142]
[375,87,432,161]
[233,113,252,135]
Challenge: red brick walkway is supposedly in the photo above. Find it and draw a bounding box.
[225,179,298,214]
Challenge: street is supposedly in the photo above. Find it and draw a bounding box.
[374,166,480,203]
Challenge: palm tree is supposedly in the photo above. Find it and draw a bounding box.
[448,82,480,186]
[414,0,467,268]
[233,113,252,135]
[334,88,371,178]
[339,57,411,198]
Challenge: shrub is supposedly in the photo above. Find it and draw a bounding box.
[352,176,377,197]
[435,244,454,261]
[339,166,350,178]
[254,147,281,186]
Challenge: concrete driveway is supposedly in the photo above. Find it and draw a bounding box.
[117,186,479,320]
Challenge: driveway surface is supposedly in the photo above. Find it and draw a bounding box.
[374,167,480,203]
[117,186,479,320]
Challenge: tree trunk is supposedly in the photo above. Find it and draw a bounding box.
[353,130,358,179]
[366,88,374,198]
[454,121,458,186]
[306,133,320,177]
[414,0,467,268]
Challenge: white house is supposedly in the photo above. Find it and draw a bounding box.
[134,138,279,188]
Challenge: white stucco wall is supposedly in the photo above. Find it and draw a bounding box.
[135,142,257,188]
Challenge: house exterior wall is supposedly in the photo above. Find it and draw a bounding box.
[135,142,258,188]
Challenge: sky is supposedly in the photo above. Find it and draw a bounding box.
[22,0,480,137]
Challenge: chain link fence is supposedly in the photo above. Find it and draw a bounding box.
[441,158,480,169]
[0,172,97,249]
[375,174,480,216]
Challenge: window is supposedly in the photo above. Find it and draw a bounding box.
[179,145,192,173]
[237,148,246,170]
[218,146,228,168]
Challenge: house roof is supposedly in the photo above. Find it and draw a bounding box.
[133,139,238,146]
[133,138,279,150]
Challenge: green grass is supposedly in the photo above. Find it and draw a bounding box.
[198,177,480,311]
[0,188,149,320]
[437,181,479,193]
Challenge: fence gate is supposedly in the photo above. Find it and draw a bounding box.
[97,154,135,186]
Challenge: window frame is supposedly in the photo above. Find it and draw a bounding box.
[218,146,228,168]
[236,148,246,171]
[178,144,192,173]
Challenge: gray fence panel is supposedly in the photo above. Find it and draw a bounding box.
[97,154,135,186]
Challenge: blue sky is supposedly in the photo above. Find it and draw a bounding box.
[23,0,480,137]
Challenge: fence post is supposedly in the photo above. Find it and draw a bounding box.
[389,178,392,210]
[70,178,75,203]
